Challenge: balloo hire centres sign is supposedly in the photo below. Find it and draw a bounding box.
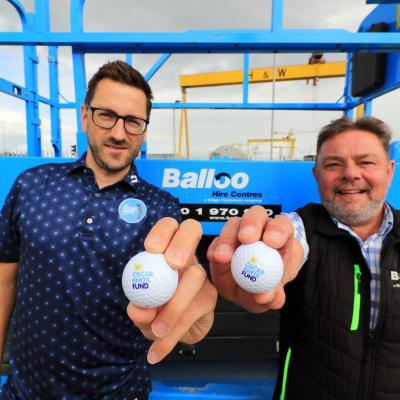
[151,161,283,232]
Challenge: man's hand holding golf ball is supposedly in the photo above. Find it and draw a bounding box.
[207,205,304,313]
[124,217,217,365]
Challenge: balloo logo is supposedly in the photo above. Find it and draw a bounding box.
[162,168,249,189]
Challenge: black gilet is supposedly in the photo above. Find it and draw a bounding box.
[274,203,400,400]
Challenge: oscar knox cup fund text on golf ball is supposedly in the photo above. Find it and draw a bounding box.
[231,241,283,294]
[122,251,178,308]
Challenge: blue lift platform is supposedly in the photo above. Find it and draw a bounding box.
[1,1,400,398]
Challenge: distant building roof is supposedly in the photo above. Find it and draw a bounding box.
[209,145,247,160]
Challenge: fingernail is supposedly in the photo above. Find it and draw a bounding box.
[267,230,284,240]
[215,244,232,255]
[240,226,257,236]
[152,320,168,337]
[167,248,185,265]
[147,349,159,365]
[146,236,162,248]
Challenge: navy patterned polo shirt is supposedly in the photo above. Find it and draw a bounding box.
[0,155,181,399]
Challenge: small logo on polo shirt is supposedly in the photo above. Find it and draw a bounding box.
[130,174,138,184]
[118,198,147,223]
[391,271,400,288]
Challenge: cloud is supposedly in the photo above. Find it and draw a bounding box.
[1,0,399,159]
[0,104,27,152]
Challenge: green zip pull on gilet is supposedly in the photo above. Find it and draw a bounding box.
[350,264,362,331]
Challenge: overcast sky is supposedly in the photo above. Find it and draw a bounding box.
[0,0,399,159]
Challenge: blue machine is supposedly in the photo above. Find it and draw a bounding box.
[1,1,400,398]
[1,0,400,158]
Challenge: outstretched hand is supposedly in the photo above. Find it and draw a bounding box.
[207,206,303,313]
[126,218,217,364]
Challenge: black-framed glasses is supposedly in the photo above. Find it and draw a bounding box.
[87,106,149,136]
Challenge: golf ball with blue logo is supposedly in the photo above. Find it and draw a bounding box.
[122,251,178,308]
[231,241,283,293]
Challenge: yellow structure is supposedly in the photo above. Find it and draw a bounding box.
[180,62,346,89]
[178,90,190,157]
[177,61,346,158]
[178,61,346,158]
[356,103,365,119]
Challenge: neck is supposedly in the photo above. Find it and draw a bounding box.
[85,153,130,189]
[350,209,385,241]
[95,169,128,189]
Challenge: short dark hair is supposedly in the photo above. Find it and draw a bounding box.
[84,60,153,118]
[316,116,392,158]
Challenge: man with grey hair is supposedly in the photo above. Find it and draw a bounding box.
[208,116,400,399]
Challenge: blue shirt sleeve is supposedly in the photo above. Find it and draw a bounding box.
[281,211,309,265]
[0,174,23,262]
[164,197,182,223]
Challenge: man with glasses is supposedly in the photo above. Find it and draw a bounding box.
[88,106,149,136]
[0,61,217,399]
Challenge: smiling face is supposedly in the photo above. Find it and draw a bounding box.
[313,129,394,234]
[81,78,148,187]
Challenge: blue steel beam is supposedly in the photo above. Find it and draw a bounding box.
[70,0,87,156]
[23,46,41,156]
[364,100,373,116]
[7,0,42,156]
[144,54,171,81]
[242,54,249,104]
[152,102,348,110]
[0,77,55,106]
[1,30,400,53]
[0,77,30,100]
[271,0,283,32]
[59,103,77,109]
[23,13,42,156]
[6,79,354,112]
[125,54,133,65]
[6,0,28,26]
[37,95,53,105]
[70,0,85,32]
[48,46,62,156]
[353,4,400,105]
[34,0,50,32]
[344,53,354,119]
[71,51,87,156]
[354,80,400,104]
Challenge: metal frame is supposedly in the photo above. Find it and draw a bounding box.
[1,0,399,156]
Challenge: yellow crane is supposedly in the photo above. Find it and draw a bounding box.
[177,60,346,158]
[179,61,346,88]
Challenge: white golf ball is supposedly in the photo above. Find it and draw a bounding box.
[231,241,283,294]
[122,251,178,308]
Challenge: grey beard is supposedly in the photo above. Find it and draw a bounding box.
[322,198,385,226]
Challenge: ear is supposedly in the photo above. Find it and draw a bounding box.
[80,104,88,133]
[387,159,395,186]
[312,164,319,182]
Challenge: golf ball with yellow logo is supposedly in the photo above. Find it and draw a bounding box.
[122,251,178,308]
[231,241,283,293]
